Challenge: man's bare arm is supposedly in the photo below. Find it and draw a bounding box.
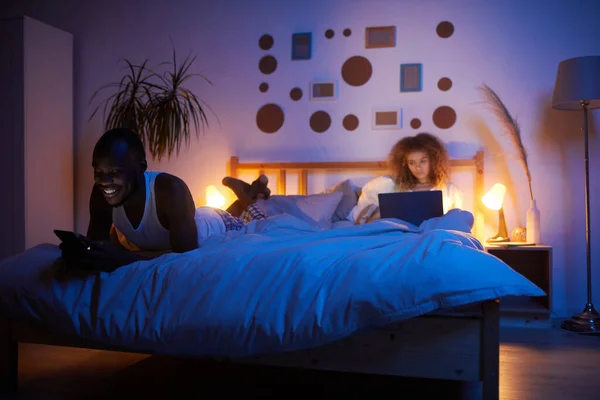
[156,174,199,253]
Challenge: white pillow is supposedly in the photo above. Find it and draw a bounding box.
[256,192,343,230]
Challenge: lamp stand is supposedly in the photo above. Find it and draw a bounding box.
[561,100,600,334]
[487,208,509,243]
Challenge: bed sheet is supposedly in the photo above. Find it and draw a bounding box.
[0,211,544,358]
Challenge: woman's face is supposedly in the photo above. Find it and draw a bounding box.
[406,150,430,183]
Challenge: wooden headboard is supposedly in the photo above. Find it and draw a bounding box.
[228,152,485,240]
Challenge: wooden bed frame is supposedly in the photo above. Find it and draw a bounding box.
[1,301,499,397]
[1,151,499,399]
[1,301,498,397]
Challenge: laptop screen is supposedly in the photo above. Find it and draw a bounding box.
[378,190,443,226]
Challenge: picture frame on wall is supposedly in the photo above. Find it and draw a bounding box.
[400,63,423,92]
[365,26,396,49]
[309,81,337,101]
[292,32,312,60]
[371,108,403,130]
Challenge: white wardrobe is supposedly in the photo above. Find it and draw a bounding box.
[0,16,74,261]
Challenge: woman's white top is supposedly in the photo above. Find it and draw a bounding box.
[348,175,463,224]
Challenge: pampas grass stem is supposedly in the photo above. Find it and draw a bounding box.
[479,83,534,202]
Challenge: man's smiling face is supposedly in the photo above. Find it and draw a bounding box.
[92,139,143,207]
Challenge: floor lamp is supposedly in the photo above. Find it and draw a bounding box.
[552,56,600,334]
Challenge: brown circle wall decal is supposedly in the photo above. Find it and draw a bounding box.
[410,118,422,129]
[437,77,452,91]
[436,21,454,38]
[432,106,456,129]
[343,28,352,37]
[343,114,359,131]
[310,111,331,133]
[259,34,274,50]
[341,56,372,87]
[257,103,284,134]
[259,55,277,75]
[290,87,303,101]
[325,29,334,39]
[259,82,269,93]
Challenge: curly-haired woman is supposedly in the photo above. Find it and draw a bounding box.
[350,133,463,224]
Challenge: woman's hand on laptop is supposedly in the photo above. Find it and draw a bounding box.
[355,203,379,225]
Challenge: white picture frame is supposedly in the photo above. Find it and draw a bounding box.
[371,108,403,130]
[309,81,337,102]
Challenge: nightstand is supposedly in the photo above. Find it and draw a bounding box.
[485,245,553,318]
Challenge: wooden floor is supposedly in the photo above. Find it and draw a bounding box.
[6,324,600,400]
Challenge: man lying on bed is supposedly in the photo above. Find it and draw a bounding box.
[60,128,270,272]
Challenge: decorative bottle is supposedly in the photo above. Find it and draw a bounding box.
[526,199,541,244]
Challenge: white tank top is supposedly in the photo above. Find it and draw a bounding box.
[112,172,171,251]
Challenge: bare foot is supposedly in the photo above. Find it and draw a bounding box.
[222,177,251,194]
[249,175,270,199]
[222,175,270,200]
[222,177,254,209]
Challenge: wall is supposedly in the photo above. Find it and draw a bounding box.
[23,16,74,248]
[2,0,599,317]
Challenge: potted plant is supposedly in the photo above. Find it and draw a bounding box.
[90,48,214,161]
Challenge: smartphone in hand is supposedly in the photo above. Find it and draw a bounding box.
[53,230,93,251]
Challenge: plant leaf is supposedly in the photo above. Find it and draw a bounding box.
[87,47,214,161]
[478,83,534,201]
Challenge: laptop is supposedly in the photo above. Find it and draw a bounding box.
[378,190,444,226]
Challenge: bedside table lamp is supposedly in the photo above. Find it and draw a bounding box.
[482,183,509,243]
[205,185,225,209]
[552,55,600,334]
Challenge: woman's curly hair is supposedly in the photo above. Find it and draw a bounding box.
[388,132,450,190]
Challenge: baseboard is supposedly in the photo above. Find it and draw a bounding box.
[499,314,582,329]
[499,316,552,328]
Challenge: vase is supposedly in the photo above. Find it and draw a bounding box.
[526,199,541,244]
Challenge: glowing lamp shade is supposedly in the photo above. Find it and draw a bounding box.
[205,185,225,209]
[482,183,506,211]
[482,183,509,243]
